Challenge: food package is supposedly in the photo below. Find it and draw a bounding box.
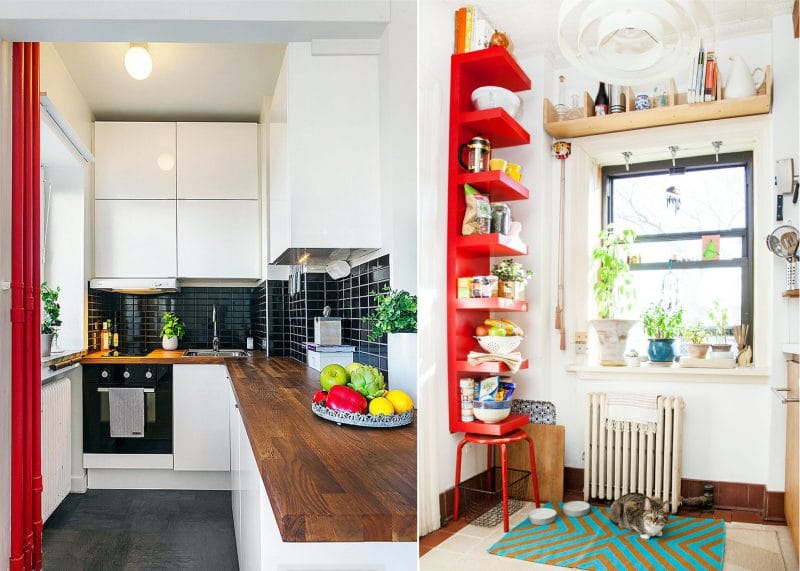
[462,184,491,235]
[477,377,516,401]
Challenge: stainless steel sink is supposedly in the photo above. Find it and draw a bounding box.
[182,349,251,358]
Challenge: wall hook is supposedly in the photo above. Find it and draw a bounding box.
[668,146,680,167]
[622,151,632,171]
[712,141,722,162]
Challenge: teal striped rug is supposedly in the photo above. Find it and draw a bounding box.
[488,503,725,570]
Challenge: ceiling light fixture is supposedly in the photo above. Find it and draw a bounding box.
[124,43,152,80]
[557,0,711,84]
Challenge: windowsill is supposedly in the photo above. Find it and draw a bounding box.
[565,363,771,384]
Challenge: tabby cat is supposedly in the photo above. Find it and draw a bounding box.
[609,493,670,539]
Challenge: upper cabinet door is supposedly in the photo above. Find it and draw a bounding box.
[177,123,259,199]
[95,122,177,199]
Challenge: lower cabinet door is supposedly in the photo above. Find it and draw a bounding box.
[229,388,243,565]
[239,413,262,569]
[173,365,231,471]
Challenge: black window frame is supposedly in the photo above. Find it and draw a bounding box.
[602,151,754,343]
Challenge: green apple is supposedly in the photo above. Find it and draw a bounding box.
[320,364,349,391]
[345,362,363,376]
[488,326,507,336]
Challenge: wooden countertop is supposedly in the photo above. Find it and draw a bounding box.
[80,350,417,543]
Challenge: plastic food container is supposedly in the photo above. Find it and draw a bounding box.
[472,400,511,423]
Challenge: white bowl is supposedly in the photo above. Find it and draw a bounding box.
[562,501,591,518]
[472,400,511,423]
[528,507,557,526]
[475,335,522,355]
[471,86,522,118]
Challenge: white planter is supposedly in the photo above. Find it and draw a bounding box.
[162,336,179,351]
[590,319,638,366]
[41,333,54,358]
[387,332,417,402]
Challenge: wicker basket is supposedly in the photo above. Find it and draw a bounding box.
[458,467,530,527]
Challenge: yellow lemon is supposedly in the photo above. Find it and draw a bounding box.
[369,397,395,416]
[385,390,413,413]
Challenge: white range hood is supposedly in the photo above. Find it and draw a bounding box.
[89,278,180,294]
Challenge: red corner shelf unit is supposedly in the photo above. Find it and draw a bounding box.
[447,46,532,436]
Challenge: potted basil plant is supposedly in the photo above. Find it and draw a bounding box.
[491,259,533,300]
[707,299,732,353]
[160,312,186,351]
[642,302,684,365]
[590,225,638,366]
[41,282,62,358]
[682,324,710,359]
[363,287,417,400]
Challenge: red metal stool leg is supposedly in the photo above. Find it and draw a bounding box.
[500,442,509,532]
[525,434,540,508]
[453,438,468,522]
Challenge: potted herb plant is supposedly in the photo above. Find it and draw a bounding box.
[364,288,418,400]
[41,282,62,358]
[491,259,533,300]
[707,299,732,353]
[682,323,710,359]
[590,225,638,366]
[160,312,186,351]
[642,302,684,365]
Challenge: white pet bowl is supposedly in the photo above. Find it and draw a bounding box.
[471,86,522,118]
[562,501,591,518]
[474,335,522,355]
[528,507,557,526]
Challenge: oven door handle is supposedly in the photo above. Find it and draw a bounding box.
[97,387,155,393]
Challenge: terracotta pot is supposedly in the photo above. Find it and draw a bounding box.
[685,343,710,359]
[711,343,732,352]
[498,280,525,300]
[590,319,638,366]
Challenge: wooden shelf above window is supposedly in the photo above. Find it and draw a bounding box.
[456,170,530,201]
[455,233,528,257]
[784,289,799,298]
[543,66,772,139]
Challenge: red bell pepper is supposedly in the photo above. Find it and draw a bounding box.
[325,385,367,414]
[313,390,327,405]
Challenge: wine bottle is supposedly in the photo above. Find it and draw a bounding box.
[594,82,609,116]
[111,313,119,350]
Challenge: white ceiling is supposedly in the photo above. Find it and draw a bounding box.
[446,0,793,64]
[54,42,286,121]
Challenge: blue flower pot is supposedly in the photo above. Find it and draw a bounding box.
[648,339,677,363]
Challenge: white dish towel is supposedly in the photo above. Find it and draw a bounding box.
[604,393,659,425]
[108,387,145,438]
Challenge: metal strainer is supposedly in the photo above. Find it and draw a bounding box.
[766,224,799,260]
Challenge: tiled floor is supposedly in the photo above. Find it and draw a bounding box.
[420,501,798,571]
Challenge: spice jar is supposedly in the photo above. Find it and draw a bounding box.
[485,275,499,297]
[491,203,511,235]
[471,277,485,298]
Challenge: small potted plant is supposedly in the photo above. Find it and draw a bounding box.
[625,349,642,367]
[683,323,710,358]
[160,312,186,351]
[41,282,62,358]
[491,259,533,300]
[642,302,684,365]
[707,300,732,353]
[589,225,638,366]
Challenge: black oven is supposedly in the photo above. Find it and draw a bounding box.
[83,364,172,454]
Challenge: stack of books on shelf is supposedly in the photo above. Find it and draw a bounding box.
[688,41,720,103]
[453,6,495,54]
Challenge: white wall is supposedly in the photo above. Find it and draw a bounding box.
[420,2,800,531]
[0,37,13,571]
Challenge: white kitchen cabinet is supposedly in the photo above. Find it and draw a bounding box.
[177,123,259,199]
[237,403,262,570]
[94,200,176,278]
[173,365,230,472]
[268,43,381,262]
[229,386,243,568]
[95,122,177,199]
[177,200,260,279]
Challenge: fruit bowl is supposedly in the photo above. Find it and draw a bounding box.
[311,402,413,428]
[472,400,511,423]
[475,335,522,354]
[471,86,521,118]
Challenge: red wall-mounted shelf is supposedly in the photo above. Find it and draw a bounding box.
[447,47,533,436]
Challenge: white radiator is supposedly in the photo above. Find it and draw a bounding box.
[41,377,71,522]
[584,393,684,513]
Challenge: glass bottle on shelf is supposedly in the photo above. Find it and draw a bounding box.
[566,94,582,120]
[554,75,568,121]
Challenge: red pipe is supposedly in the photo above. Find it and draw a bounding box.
[31,41,43,571]
[23,41,33,570]
[9,41,26,571]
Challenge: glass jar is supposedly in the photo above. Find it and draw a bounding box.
[490,203,511,235]
[471,277,485,298]
[485,276,499,298]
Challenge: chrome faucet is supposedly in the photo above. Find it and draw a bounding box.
[212,305,220,352]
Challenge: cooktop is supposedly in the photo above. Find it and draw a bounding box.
[101,343,151,358]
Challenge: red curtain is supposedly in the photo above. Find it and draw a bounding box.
[11,41,42,571]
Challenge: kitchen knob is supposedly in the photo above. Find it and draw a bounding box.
[123,371,131,379]
[101,370,109,379]
[145,371,153,379]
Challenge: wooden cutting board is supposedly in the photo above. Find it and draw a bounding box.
[495,424,565,503]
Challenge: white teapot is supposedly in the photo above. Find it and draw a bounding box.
[724,56,765,99]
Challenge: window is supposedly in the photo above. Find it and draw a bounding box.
[602,152,753,352]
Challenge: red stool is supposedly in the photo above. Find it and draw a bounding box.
[453,428,540,532]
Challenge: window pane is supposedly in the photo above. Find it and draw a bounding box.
[632,237,743,263]
[612,166,746,235]
[626,267,743,353]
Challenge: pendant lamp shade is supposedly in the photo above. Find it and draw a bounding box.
[558,0,711,84]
